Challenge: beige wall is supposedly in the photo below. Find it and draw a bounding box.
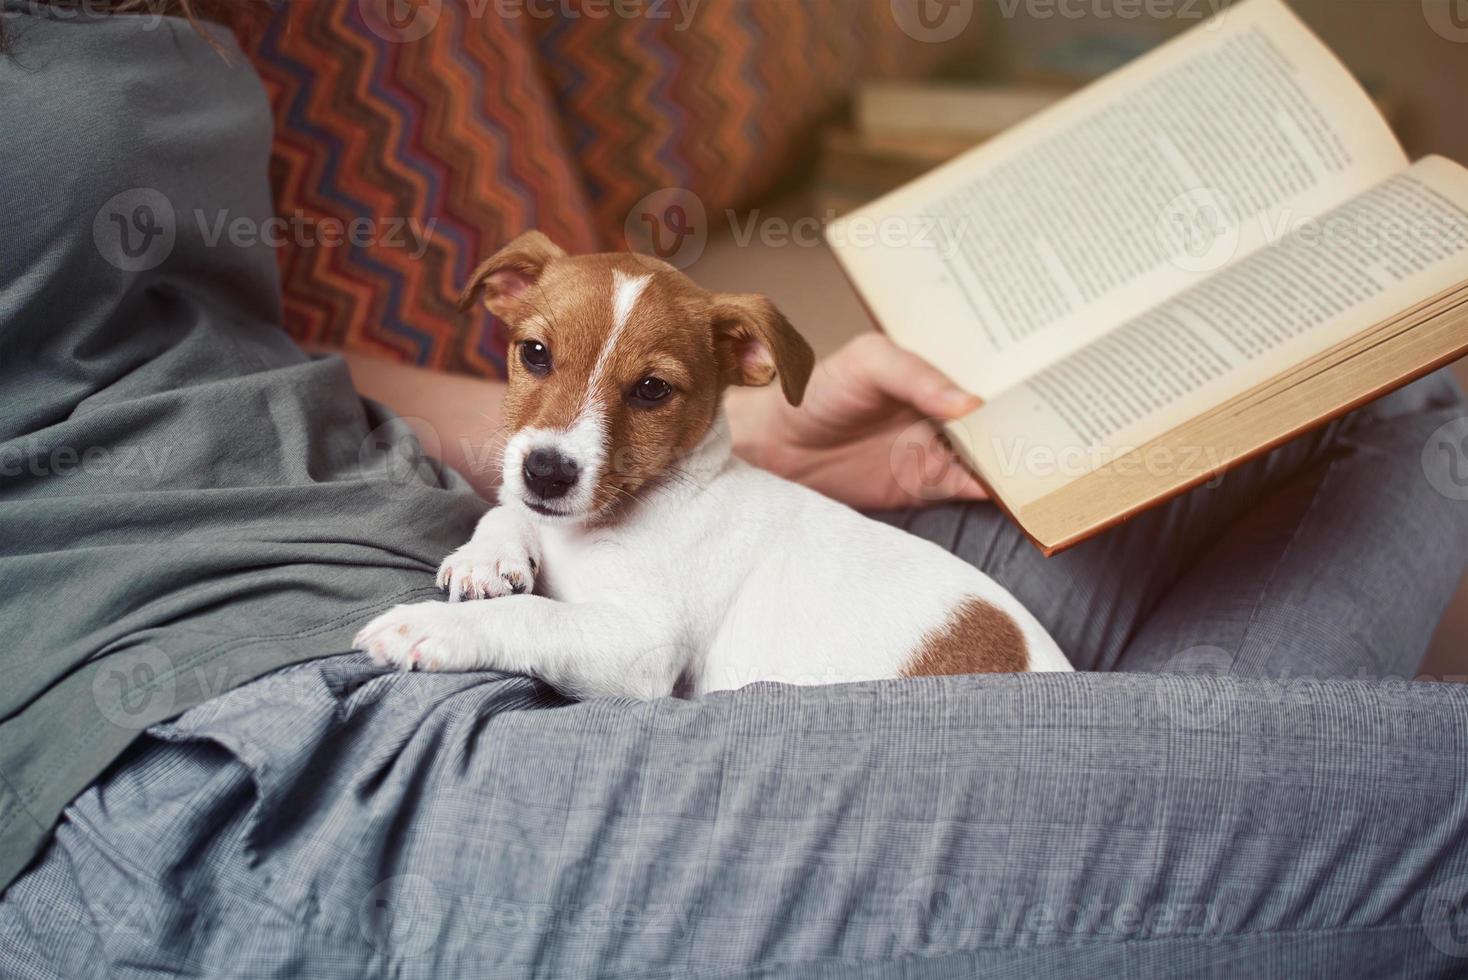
[991,0,1467,160]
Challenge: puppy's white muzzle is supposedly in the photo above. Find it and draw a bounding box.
[501,410,607,521]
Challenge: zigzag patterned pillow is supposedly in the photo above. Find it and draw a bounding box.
[249,1,599,378]
[533,0,982,246]
[248,0,978,378]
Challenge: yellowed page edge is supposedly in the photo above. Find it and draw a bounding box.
[1013,299,1468,552]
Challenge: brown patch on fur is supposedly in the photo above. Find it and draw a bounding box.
[462,232,816,521]
[902,597,1029,676]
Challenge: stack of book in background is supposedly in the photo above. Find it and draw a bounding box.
[815,28,1398,218]
[814,84,1067,216]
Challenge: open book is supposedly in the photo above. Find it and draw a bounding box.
[826,0,1468,555]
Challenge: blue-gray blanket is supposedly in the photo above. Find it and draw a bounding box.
[5,655,1468,978]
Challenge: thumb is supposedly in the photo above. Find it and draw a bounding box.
[952,467,990,501]
[841,334,982,420]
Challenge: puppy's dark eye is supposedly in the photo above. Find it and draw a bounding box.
[630,376,673,406]
[519,340,552,377]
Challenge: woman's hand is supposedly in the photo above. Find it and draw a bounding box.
[727,332,989,511]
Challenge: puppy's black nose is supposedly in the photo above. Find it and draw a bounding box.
[523,447,579,501]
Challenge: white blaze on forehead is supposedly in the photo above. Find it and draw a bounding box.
[613,270,652,332]
[513,270,651,517]
[587,271,651,396]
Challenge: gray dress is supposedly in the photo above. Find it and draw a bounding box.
[3,6,1468,977]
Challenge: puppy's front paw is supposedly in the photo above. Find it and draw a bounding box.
[437,539,538,601]
[353,603,477,672]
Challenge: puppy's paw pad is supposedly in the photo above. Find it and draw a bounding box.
[354,604,467,672]
[437,541,538,601]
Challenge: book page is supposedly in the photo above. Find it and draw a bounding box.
[826,0,1405,398]
[1016,289,1468,553]
[959,156,1468,507]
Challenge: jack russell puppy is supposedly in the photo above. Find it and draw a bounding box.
[354,232,1071,696]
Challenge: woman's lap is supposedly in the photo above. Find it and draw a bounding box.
[6,371,1468,976]
[5,655,1468,978]
[886,368,1468,678]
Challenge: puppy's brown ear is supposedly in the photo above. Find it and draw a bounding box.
[710,293,816,406]
[458,230,567,318]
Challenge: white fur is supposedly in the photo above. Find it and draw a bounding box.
[500,409,607,522]
[356,411,1071,697]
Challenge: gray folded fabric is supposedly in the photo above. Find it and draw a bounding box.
[6,8,1468,977]
[0,4,485,890]
[3,654,1467,978]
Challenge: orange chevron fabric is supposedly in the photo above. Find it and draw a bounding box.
[533,0,981,246]
[248,0,978,378]
[249,0,598,377]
